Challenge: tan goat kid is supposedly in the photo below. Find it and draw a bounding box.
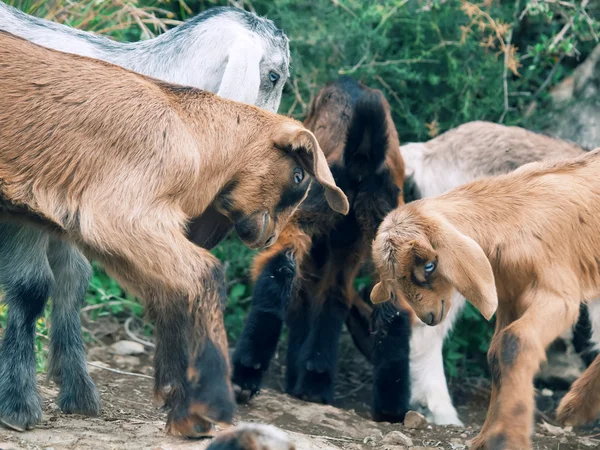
[0,31,348,437]
[371,148,600,449]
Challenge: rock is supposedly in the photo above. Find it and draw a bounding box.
[403,410,428,429]
[0,444,21,450]
[540,421,572,436]
[381,431,414,447]
[541,388,553,397]
[449,438,466,449]
[110,340,145,356]
[114,355,141,370]
[578,438,599,447]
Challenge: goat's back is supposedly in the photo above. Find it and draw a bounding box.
[425,148,600,298]
[403,121,585,198]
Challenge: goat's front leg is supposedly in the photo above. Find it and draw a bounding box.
[471,290,580,450]
[408,291,466,426]
[371,301,411,423]
[290,285,351,405]
[232,250,296,403]
[95,229,235,438]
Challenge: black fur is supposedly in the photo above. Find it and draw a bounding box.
[233,76,408,420]
[573,304,599,367]
[232,251,296,401]
[371,302,411,422]
[500,333,520,368]
[487,434,507,450]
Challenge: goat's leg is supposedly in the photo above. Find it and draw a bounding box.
[86,223,235,438]
[371,301,411,423]
[285,291,312,395]
[556,353,600,426]
[0,224,52,431]
[470,291,580,450]
[408,291,466,425]
[291,286,351,405]
[232,250,296,403]
[46,238,100,416]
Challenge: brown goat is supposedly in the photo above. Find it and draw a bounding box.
[0,30,348,437]
[371,148,600,449]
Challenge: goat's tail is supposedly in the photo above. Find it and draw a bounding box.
[343,89,391,180]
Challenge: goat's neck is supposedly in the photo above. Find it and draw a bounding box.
[176,93,269,217]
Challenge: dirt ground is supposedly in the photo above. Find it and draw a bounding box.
[1,329,599,450]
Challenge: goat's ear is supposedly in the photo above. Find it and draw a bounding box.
[217,38,262,105]
[436,220,498,320]
[275,125,350,215]
[370,281,392,304]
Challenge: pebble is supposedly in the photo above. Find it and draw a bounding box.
[403,410,428,429]
[541,388,553,397]
[381,430,414,447]
[110,340,145,356]
[460,433,468,438]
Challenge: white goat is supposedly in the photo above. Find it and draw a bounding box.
[0,1,290,112]
[399,121,600,426]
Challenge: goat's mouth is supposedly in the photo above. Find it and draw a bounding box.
[234,212,275,249]
[422,299,446,327]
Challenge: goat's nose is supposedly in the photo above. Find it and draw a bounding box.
[426,312,436,326]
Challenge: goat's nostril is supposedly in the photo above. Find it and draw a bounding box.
[427,312,435,326]
[265,235,276,247]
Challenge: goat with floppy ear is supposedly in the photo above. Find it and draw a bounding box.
[0,31,347,435]
[372,147,600,449]
[0,1,290,429]
[231,76,411,422]
[348,120,593,426]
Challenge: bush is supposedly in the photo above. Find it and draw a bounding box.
[1,0,597,378]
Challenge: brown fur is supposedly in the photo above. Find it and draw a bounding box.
[372,149,600,449]
[0,30,348,436]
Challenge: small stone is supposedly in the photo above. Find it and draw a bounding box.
[110,340,145,356]
[114,355,141,370]
[449,438,466,449]
[0,444,20,450]
[578,438,598,447]
[460,433,468,438]
[404,410,428,429]
[541,388,553,397]
[381,430,414,447]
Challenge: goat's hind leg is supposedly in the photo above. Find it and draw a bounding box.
[46,238,100,416]
[556,352,600,426]
[232,250,296,403]
[0,224,52,431]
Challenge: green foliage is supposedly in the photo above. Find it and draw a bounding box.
[0,0,597,378]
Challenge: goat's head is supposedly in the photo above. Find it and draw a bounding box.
[208,121,348,250]
[370,206,497,325]
[209,8,290,113]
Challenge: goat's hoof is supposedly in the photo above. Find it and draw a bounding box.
[292,363,334,405]
[167,415,217,438]
[468,433,487,450]
[0,399,42,432]
[231,356,266,404]
[207,423,294,450]
[57,376,101,416]
[556,391,597,426]
[371,409,406,423]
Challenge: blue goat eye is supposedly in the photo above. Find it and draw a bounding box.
[424,262,436,274]
[269,72,280,83]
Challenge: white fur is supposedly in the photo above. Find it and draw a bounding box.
[587,301,600,351]
[0,2,290,112]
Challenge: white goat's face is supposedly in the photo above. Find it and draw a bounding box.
[256,34,290,113]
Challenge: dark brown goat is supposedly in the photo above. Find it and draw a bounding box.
[231,76,411,422]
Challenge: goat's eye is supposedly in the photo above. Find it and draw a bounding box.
[269,72,280,84]
[424,261,436,276]
[293,167,304,184]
